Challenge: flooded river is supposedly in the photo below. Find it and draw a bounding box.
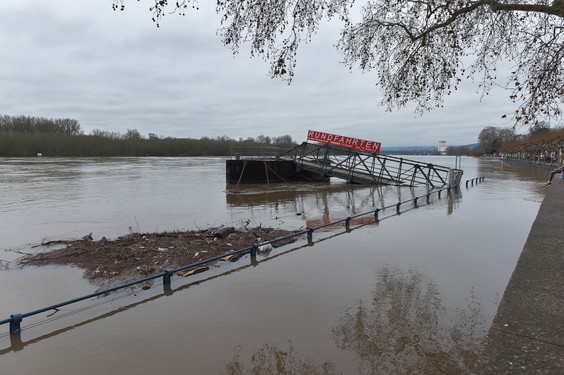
[0,156,549,374]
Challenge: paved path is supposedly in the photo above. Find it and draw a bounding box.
[473,181,564,374]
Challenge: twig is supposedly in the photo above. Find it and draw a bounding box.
[193,220,203,231]
[7,249,33,255]
[135,216,141,232]
[46,308,59,317]
[32,239,70,248]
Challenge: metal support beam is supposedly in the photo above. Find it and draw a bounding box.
[280,142,462,187]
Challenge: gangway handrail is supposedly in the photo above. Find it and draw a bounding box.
[280,142,463,186]
[281,142,455,172]
[1,177,485,335]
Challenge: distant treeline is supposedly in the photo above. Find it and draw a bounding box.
[0,115,81,136]
[0,115,297,157]
[445,145,472,156]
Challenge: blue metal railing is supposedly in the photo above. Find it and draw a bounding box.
[1,178,485,334]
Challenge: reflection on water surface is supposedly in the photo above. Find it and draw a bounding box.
[332,267,485,374]
[222,341,340,375]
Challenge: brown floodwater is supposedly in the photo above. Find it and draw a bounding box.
[0,156,549,374]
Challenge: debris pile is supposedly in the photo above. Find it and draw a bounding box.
[19,226,301,288]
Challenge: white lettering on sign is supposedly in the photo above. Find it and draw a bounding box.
[307,130,381,154]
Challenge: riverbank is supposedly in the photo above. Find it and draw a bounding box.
[473,181,564,374]
[500,157,560,170]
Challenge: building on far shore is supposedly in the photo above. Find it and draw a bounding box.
[438,141,448,155]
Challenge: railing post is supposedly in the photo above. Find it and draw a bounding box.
[307,228,314,241]
[345,217,351,231]
[396,202,401,214]
[374,209,380,222]
[163,270,173,286]
[307,228,314,245]
[249,245,259,266]
[10,328,23,351]
[163,282,173,296]
[9,313,22,334]
[438,190,442,198]
[414,197,418,207]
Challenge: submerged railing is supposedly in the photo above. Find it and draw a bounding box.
[1,177,485,335]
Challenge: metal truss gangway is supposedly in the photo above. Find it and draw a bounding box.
[280,142,463,187]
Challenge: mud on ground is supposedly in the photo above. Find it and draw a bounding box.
[19,226,302,289]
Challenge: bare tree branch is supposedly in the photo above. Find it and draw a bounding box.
[115,0,564,126]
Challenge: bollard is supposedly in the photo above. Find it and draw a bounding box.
[466,180,469,188]
[438,190,441,198]
[374,209,380,222]
[396,202,401,214]
[345,217,351,231]
[414,197,418,207]
[426,193,430,204]
[9,313,22,334]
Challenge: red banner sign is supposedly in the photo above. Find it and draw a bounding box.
[307,130,381,154]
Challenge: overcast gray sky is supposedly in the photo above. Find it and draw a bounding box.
[1,0,523,147]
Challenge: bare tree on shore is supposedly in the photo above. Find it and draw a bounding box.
[114,0,564,126]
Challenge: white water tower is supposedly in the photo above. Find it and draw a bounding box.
[438,141,447,155]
